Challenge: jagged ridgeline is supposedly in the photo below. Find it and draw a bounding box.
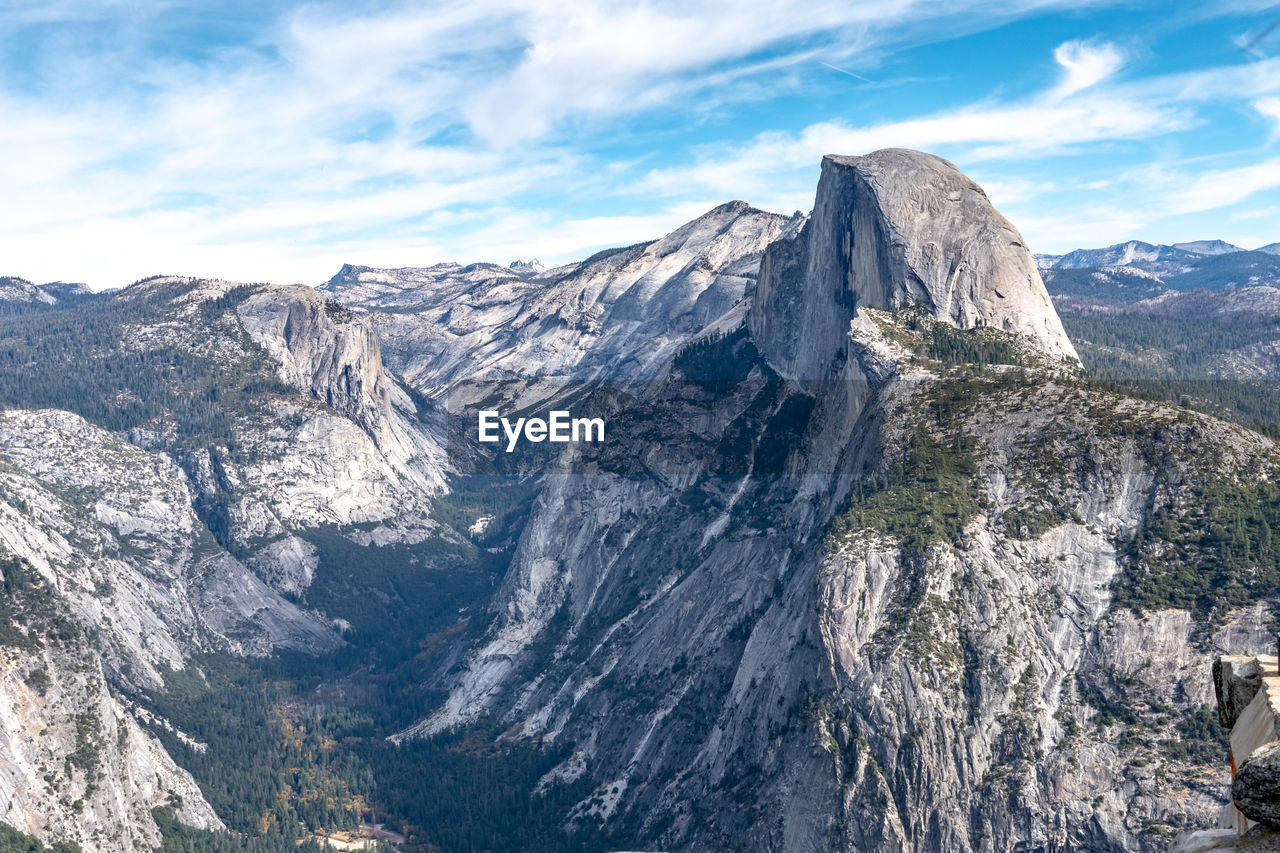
[0,149,1274,853]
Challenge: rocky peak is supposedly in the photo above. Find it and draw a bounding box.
[236,286,396,446]
[508,258,545,274]
[233,285,447,507]
[748,149,1078,379]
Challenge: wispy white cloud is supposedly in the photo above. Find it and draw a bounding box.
[634,42,1184,207]
[2,0,1114,287]
[1256,95,1280,136]
[1158,157,1280,213]
[1231,204,1280,220]
[1049,39,1125,99]
[1,2,1280,286]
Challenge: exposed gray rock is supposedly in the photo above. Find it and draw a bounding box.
[748,149,1077,381]
[1218,655,1269,728]
[322,201,804,396]
[0,557,220,851]
[409,304,1268,850]
[248,535,319,596]
[1170,828,1239,852]
[1236,741,1280,827]
[1239,824,1280,850]
[400,154,1271,851]
[238,286,404,449]
[0,409,341,681]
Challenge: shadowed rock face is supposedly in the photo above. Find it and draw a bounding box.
[749,149,1078,379]
[1236,741,1280,827]
[1216,655,1269,728]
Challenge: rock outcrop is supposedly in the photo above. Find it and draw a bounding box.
[1223,658,1280,833]
[1218,655,1272,728]
[1237,741,1280,827]
[1175,652,1280,850]
[393,152,1259,852]
[238,288,389,431]
[748,150,1077,380]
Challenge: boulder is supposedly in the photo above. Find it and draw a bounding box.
[1218,655,1267,729]
[1239,823,1280,850]
[1235,741,1280,827]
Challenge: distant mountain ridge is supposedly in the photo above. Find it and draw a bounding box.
[1037,239,1280,304]
[1038,238,1277,271]
[0,276,95,314]
[1048,240,1204,272]
[1172,239,1243,256]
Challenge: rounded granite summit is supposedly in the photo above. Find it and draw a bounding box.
[749,148,1078,379]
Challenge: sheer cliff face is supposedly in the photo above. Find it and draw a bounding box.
[750,150,1077,381]
[236,285,447,503]
[406,151,1248,852]
[0,562,222,849]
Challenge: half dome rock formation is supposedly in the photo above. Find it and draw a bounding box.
[749,149,1078,379]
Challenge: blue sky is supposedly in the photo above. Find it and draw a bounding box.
[4,1,1280,289]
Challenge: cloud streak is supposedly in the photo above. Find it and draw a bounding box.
[1050,39,1125,99]
[1,2,1280,286]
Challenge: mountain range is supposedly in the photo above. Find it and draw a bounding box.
[0,150,1277,852]
[1037,238,1280,270]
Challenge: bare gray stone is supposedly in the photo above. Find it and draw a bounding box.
[1169,828,1238,852]
[1239,823,1280,850]
[1236,741,1280,827]
[749,149,1078,381]
[1218,655,1266,728]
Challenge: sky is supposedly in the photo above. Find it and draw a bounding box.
[5,1,1280,289]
